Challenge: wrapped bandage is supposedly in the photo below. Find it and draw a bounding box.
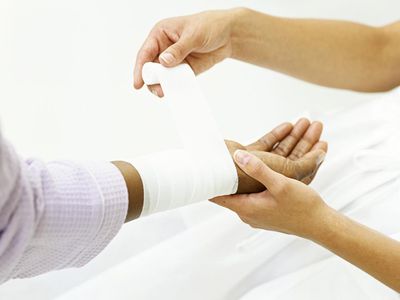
[131,63,238,216]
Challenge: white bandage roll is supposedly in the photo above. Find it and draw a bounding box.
[132,63,238,216]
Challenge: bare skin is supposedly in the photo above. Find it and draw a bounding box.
[212,151,400,292]
[114,118,327,222]
[133,8,400,96]
[133,7,400,292]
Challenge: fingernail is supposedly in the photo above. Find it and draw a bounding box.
[160,52,174,64]
[151,89,158,97]
[317,153,326,165]
[234,150,251,166]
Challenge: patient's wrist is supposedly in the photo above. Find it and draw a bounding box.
[112,161,144,222]
[235,165,265,194]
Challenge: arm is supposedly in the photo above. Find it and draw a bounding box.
[117,119,327,220]
[213,150,400,292]
[0,134,129,283]
[0,119,324,282]
[231,8,400,92]
[313,207,400,291]
[134,8,400,94]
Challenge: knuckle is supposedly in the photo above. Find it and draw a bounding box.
[256,138,271,149]
[269,131,279,142]
[139,39,157,58]
[290,148,302,160]
[172,43,184,56]
[273,145,286,156]
[150,25,163,38]
[287,133,299,146]
[141,46,153,57]
[153,19,168,31]
[275,137,294,155]
[287,133,299,143]
[251,162,265,177]
[261,132,278,149]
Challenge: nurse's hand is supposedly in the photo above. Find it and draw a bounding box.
[211,150,329,238]
[134,9,237,97]
[227,118,327,194]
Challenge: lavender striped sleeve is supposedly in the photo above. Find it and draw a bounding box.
[0,134,128,283]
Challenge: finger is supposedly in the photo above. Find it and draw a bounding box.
[246,122,293,151]
[250,150,295,179]
[147,84,164,98]
[134,37,160,89]
[301,155,325,185]
[302,141,328,184]
[294,149,326,181]
[288,121,323,160]
[144,56,165,97]
[301,160,324,185]
[311,140,328,153]
[234,150,287,194]
[272,118,310,157]
[159,34,196,67]
[301,176,313,185]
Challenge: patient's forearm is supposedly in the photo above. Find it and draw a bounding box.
[113,130,325,221]
[230,8,400,92]
[310,207,400,292]
[113,157,246,222]
[113,154,277,222]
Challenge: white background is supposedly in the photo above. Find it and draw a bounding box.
[0,0,399,299]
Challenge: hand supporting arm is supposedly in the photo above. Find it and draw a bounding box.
[117,118,326,221]
[213,150,400,292]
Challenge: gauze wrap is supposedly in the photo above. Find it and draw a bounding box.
[131,62,238,216]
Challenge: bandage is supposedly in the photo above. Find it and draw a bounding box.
[131,63,238,216]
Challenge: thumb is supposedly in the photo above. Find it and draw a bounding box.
[234,150,287,194]
[159,35,196,67]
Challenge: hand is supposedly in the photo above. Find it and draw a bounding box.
[212,149,330,238]
[226,118,327,194]
[134,9,238,97]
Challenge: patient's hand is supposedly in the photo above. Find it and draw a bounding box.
[226,118,327,194]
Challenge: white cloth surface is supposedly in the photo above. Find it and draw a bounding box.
[57,88,400,300]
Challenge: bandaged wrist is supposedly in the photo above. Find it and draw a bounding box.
[130,63,238,216]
